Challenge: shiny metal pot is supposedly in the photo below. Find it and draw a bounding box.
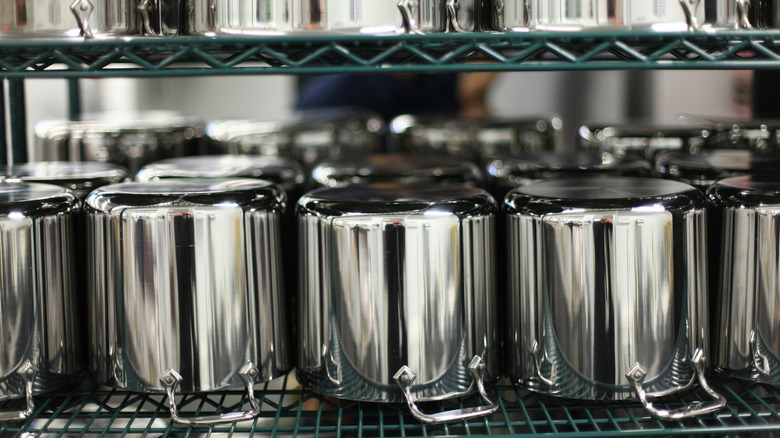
[681,116,780,152]
[486,152,652,202]
[532,0,701,30]
[297,184,499,424]
[390,115,563,162]
[140,0,183,35]
[748,0,780,28]
[311,154,483,188]
[710,175,780,384]
[34,112,206,175]
[0,162,129,201]
[0,183,82,423]
[578,123,716,161]
[655,150,780,191]
[0,0,140,38]
[86,179,290,426]
[505,177,724,420]
[187,0,446,35]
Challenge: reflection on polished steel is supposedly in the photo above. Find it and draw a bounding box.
[655,150,780,191]
[86,179,290,395]
[208,110,385,169]
[705,0,752,28]
[679,115,780,153]
[493,0,531,31]
[0,0,140,38]
[578,123,716,160]
[0,183,82,420]
[140,0,183,36]
[710,175,780,384]
[33,112,206,175]
[311,154,483,188]
[531,0,702,31]
[0,162,129,200]
[187,0,445,35]
[390,115,563,162]
[297,184,498,410]
[506,178,715,411]
[448,0,491,32]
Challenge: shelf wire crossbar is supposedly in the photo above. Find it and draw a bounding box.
[1,31,780,77]
[1,376,780,437]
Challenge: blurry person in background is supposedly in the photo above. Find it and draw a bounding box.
[296,72,499,121]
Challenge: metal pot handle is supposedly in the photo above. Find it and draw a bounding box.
[138,0,158,36]
[751,330,773,377]
[70,0,95,39]
[160,362,262,426]
[0,361,38,423]
[393,355,499,425]
[398,0,423,34]
[531,340,556,387]
[626,348,726,421]
[735,0,752,29]
[446,0,469,33]
[677,0,701,31]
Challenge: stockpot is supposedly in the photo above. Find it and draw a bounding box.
[0,183,82,423]
[311,154,483,188]
[0,0,140,39]
[187,0,446,35]
[390,115,563,162]
[578,123,716,161]
[485,152,652,202]
[679,116,780,152]
[504,177,725,420]
[0,162,129,201]
[709,175,780,384]
[86,179,290,426]
[297,184,499,424]
[33,112,206,175]
[531,0,702,31]
[655,150,780,191]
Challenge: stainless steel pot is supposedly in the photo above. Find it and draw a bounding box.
[0,0,140,38]
[505,177,724,420]
[390,115,563,162]
[748,0,780,28]
[0,183,82,423]
[679,116,780,153]
[86,178,290,426]
[532,0,701,30]
[311,153,483,188]
[578,123,716,161]
[710,175,780,384]
[34,112,206,175]
[140,0,183,35]
[297,183,499,424]
[655,150,780,191]
[187,0,446,35]
[0,162,129,201]
[486,152,652,202]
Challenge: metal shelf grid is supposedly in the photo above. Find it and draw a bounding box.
[2,30,780,78]
[2,375,780,437]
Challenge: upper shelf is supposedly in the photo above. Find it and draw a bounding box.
[3,30,780,78]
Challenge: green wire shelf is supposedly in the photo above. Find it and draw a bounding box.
[2,30,780,78]
[2,374,780,437]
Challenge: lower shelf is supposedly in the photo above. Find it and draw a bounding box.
[2,373,780,437]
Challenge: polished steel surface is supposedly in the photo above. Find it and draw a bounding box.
[493,0,531,31]
[710,176,780,383]
[449,0,491,32]
[141,0,183,36]
[0,183,82,403]
[578,123,716,160]
[0,0,140,38]
[297,184,498,404]
[311,153,483,188]
[33,112,206,175]
[390,115,563,162]
[531,0,700,30]
[505,177,709,401]
[0,162,129,201]
[86,179,290,393]
[656,150,780,190]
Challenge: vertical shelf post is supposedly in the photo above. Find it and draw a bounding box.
[68,78,82,121]
[0,79,7,166]
[8,79,27,164]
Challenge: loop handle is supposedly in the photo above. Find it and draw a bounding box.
[70,0,95,38]
[0,361,38,423]
[446,0,469,32]
[394,355,498,425]
[160,362,262,426]
[735,0,752,29]
[398,0,423,34]
[678,0,701,31]
[751,330,773,377]
[626,349,725,421]
[138,0,158,36]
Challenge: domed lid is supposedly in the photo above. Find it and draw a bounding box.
[0,182,77,216]
[506,177,704,214]
[87,178,285,213]
[136,155,305,190]
[299,183,495,217]
[0,161,129,198]
[488,152,652,186]
[312,154,482,188]
[656,150,780,188]
[708,174,780,208]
